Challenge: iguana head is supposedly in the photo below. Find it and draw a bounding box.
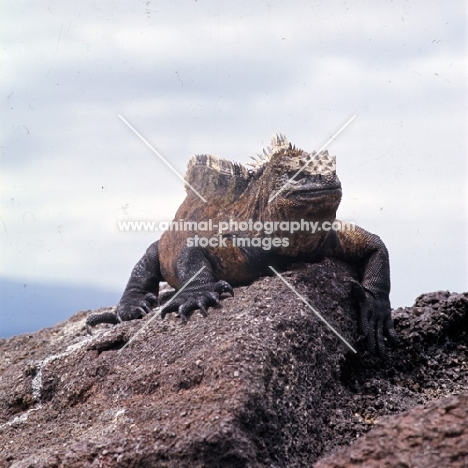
[248,134,342,218]
[185,134,342,219]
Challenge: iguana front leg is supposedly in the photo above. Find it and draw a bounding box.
[86,241,162,333]
[161,247,234,320]
[329,225,399,355]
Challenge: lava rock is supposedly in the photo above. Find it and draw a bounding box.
[0,259,467,467]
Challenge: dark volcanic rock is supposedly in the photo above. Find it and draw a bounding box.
[314,393,468,468]
[0,259,467,467]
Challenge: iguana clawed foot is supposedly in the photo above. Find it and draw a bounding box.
[86,281,234,334]
[352,280,399,356]
[85,292,158,334]
[117,292,159,321]
[161,280,234,321]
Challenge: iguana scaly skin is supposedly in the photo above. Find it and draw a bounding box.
[87,135,398,355]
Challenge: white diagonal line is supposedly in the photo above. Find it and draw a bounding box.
[268,266,357,353]
[118,114,207,203]
[119,266,206,352]
[268,115,356,203]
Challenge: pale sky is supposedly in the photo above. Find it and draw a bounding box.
[1,0,467,317]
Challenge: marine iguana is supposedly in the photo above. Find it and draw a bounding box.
[87,134,398,355]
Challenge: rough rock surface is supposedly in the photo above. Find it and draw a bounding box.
[313,392,468,468]
[0,258,467,467]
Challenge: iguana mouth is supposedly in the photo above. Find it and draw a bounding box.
[288,177,342,195]
[293,187,342,200]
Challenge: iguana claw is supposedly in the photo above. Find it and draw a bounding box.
[86,311,121,335]
[214,280,234,297]
[85,292,158,334]
[161,281,234,321]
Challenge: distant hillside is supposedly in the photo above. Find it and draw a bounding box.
[0,278,120,338]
